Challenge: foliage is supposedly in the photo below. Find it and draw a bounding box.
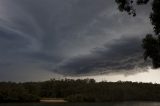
[0,82,40,103]
[142,34,160,68]
[115,0,149,16]
[1,79,160,102]
[115,0,160,68]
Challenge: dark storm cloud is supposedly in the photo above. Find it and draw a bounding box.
[56,37,150,75]
[0,0,152,81]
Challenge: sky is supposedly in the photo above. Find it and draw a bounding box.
[0,0,158,82]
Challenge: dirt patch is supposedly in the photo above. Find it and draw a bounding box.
[40,98,67,103]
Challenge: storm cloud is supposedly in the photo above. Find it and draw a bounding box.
[56,37,151,76]
[0,0,153,81]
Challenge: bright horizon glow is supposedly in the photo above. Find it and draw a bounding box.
[69,67,160,84]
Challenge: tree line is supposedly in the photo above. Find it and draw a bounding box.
[0,79,160,102]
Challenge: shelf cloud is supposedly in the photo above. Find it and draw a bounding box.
[0,0,152,81]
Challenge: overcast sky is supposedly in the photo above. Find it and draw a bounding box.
[0,0,156,82]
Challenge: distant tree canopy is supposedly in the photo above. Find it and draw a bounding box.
[1,79,160,103]
[115,0,160,68]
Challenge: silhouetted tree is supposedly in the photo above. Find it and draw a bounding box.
[142,34,160,68]
[115,0,160,68]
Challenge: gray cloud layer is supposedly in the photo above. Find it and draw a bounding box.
[56,37,150,76]
[0,0,152,81]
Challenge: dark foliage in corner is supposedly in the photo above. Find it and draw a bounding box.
[115,0,160,68]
